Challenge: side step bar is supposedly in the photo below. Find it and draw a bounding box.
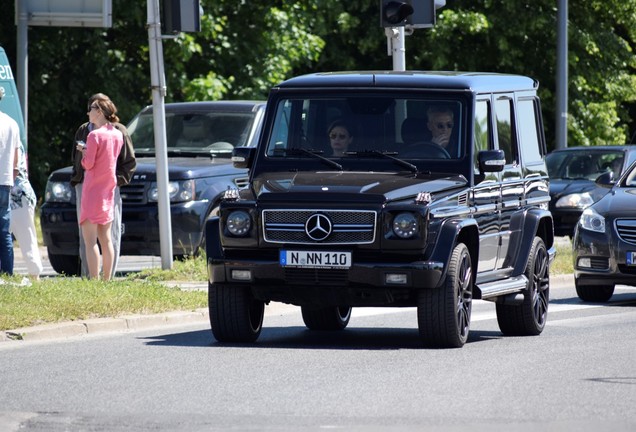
[474,275,529,301]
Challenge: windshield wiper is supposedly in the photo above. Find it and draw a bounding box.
[346,149,418,173]
[276,148,343,170]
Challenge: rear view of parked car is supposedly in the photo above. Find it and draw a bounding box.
[573,159,636,302]
[546,145,636,237]
[40,101,265,275]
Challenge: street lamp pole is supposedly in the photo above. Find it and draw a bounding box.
[556,0,568,150]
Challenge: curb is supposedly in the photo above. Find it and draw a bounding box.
[0,275,574,343]
[1,309,210,342]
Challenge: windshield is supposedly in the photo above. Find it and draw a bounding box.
[546,150,624,180]
[127,110,256,154]
[265,96,464,161]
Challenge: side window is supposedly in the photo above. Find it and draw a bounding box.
[517,98,542,164]
[495,98,517,165]
[474,99,491,171]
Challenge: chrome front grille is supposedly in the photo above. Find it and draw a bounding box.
[616,219,636,245]
[120,183,146,204]
[263,209,376,245]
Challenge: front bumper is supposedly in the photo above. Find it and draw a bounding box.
[551,207,583,237]
[573,226,636,287]
[40,200,211,256]
[207,257,445,307]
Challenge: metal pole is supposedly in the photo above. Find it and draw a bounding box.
[555,0,568,150]
[147,0,173,268]
[391,27,406,71]
[16,0,28,148]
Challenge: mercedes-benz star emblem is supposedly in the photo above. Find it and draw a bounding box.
[305,214,332,241]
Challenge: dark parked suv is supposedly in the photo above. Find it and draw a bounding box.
[41,101,265,275]
[206,72,555,348]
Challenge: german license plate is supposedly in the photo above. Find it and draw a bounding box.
[627,251,636,265]
[280,250,351,269]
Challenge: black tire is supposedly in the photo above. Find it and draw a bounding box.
[301,306,352,331]
[496,237,550,336]
[208,283,264,343]
[417,243,473,348]
[575,281,614,302]
[47,250,81,276]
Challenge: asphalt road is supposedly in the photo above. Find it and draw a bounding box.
[1,281,635,432]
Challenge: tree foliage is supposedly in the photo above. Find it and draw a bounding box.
[1,0,636,199]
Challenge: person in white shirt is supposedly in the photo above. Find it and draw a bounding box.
[0,87,20,274]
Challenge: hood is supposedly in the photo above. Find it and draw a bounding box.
[47,156,240,183]
[131,156,238,181]
[550,179,597,196]
[549,179,609,202]
[595,188,636,217]
[251,171,467,204]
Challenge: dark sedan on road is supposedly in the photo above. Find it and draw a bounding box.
[546,145,636,237]
[573,158,636,302]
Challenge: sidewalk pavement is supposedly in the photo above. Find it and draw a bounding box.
[0,273,574,344]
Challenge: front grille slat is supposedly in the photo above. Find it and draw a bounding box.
[263,209,376,245]
[616,219,636,245]
[120,183,147,204]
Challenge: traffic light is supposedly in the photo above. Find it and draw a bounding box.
[380,1,414,27]
[163,0,201,33]
[380,0,445,29]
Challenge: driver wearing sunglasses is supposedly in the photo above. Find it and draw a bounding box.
[426,106,454,150]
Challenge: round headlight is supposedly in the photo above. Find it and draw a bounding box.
[227,211,251,236]
[392,212,418,239]
[579,207,605,233]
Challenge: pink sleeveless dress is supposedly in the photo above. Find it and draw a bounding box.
[80,123,124,225]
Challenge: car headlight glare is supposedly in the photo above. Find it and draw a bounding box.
[579,207,605,233]
[556,192,594,209]
[148,180,195,203]
[227,210,251,236]
[392,212,419,239]
[45,181,73,203]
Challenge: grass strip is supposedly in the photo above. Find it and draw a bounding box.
[0,277,207,331]
[1,243,573,331]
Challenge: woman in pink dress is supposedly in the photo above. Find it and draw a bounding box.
[76,94,124,280]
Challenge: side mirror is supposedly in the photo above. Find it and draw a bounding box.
[478,149,505,173]
[595,171,615,188]
[232,147,255,169]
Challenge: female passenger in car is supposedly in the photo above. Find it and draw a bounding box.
[327,119,354,157]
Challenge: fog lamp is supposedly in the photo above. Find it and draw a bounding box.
[578,258,592,268]
[231,270,252,281]
[385,273,408,284]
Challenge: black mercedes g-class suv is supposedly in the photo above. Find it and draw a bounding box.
[41,101,265,275]
[206,72,555,348]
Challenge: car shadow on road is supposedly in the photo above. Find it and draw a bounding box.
[550,291,636,306]
[140,326,503,350]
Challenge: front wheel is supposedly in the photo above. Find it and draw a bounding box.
[417,242,473,348]
[47,250,81,276]
[496,237,550,336]
[301,306,351,331]
[208,283,264,343]
[575,281,614,302]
